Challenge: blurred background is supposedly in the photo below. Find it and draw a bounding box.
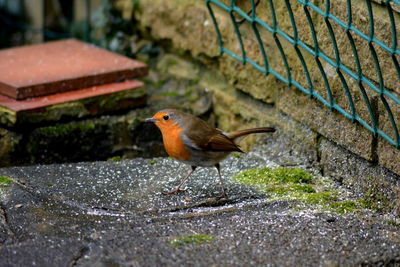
[0,0,141,57]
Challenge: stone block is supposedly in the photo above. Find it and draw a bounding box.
[24,113,144,164]
[277,84,376,161]
[156,54,200,80]
[137,0,219,58]
[0,128,20,167]
[377,96,400,174]
[379,140,400,175]
[320,138,400,215]
[0,39,148,99]
[26,120,109,164]
[0,80,146,127]
[218,56,280,105]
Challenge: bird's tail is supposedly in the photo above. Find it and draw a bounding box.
[226,127,275,140]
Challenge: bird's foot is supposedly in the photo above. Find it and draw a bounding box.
[163,188,186,195]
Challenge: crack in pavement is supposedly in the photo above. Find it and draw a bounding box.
[69,246,90,266]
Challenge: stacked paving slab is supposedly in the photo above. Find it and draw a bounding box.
[0,39,148,165]
[0,39,148,126]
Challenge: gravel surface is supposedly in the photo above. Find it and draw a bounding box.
[0,146,399,266]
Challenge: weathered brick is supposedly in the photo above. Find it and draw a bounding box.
[0,128,20,167]
[138,0,219,57]
[277,84,376,161]
[320,138,400,215]
[0,80,146,127]
[134,0,399,172]
[0,39,148,99]
[377,96,400,174]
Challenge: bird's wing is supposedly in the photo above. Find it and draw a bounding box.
[178,112,243,152]
[205,133,243,152]
[183,127,242,152]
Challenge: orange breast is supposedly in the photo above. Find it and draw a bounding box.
[159,124,191,161]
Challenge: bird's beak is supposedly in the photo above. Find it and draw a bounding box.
[145,117,157,123]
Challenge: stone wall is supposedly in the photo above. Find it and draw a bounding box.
[130,0,400,213]
[132,0,399,171]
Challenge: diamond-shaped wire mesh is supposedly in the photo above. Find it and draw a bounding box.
[206,0,400,148]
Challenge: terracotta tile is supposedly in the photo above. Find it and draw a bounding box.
[0,39,148,99]
[0,79,145,112]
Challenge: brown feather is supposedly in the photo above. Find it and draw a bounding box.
[206,133,243,152]
[226,127,275,140]
[170,110,241,152]
[183,119,242,152]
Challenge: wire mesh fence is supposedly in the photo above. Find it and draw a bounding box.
[206,0,400,148]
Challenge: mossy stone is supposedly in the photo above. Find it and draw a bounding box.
[169,234,215,247]
[0,175,14,188]
[232,167,364,214]
[26,121,110,164]
[0,106,16,127]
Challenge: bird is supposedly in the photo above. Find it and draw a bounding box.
[145,109,275,198]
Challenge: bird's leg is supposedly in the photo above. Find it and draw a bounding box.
[215,163,228,199]
[164,166,197,195]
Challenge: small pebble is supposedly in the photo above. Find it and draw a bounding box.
[184,197,193,202]
[14,204,23,208]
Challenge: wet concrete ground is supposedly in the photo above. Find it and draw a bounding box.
[0,145,400,266]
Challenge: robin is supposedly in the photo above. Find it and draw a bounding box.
[145,109,275,197]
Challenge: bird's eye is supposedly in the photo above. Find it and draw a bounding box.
[163,115,169,121]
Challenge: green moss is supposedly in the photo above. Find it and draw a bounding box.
[231,152,242,158]
[97,87,146,109]
[328,200,359,214]
[151,79,166,91]
[19,102,88,124]
[359,179,392,212]
[265,184,316,196]
[386,220,400,227]
[27,122,96,155]
[133,0,140,10]
[26,119,113,164]
[17,86,145,125]
[0,106,16,127]
[159,57,179,70]
[0,175,14,188]
[107,156,122,162]
[272,168,313,183]
[302,192,336,205]
[185,88,194,97]
[148,160,157,165]
[360,196,390,212]
[36,123,95,138]
[232,167,313,189]
[232,167,322,204]
[160,91,181,97]
[232,167,365,214]
[169,234,215,247]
